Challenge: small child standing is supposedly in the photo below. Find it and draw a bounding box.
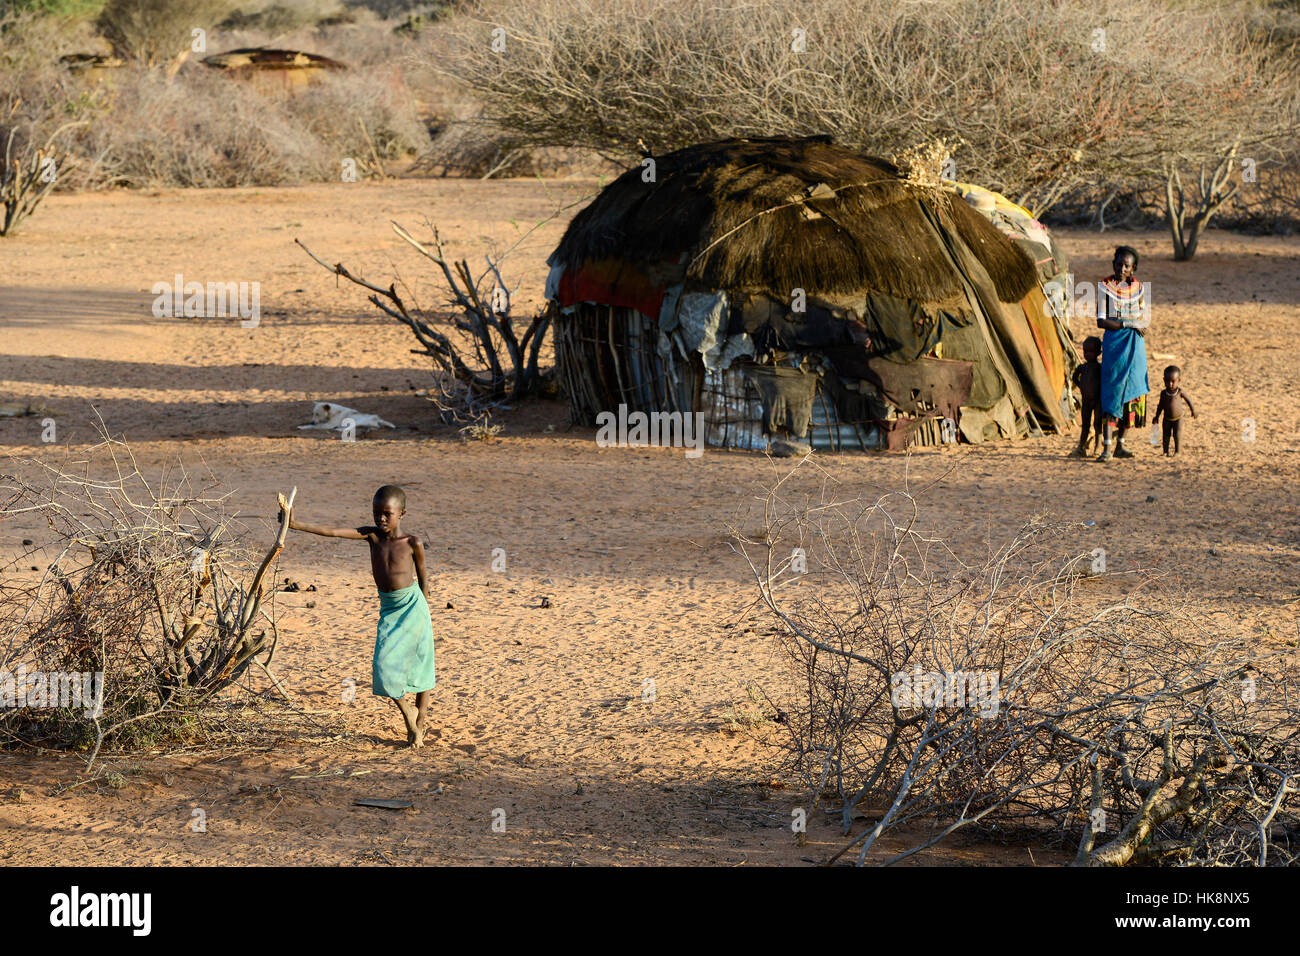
[283,484,436,748]
[1071,336,1103,457]
[1152,365,1196,456]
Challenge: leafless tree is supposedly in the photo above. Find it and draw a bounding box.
[297,220,553,425]
[0,99,81,237]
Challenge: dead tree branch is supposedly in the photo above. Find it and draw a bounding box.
[296,219,552,425]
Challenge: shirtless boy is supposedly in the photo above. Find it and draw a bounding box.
[283,485,436,747]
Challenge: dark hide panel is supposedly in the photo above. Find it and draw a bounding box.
[741,364,821,438]
[860,357,972,423]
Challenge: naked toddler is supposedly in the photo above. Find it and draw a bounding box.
[1152,365,1196,456]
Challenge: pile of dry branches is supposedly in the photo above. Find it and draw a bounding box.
[0,433,295,764]
[734,465,1299,866]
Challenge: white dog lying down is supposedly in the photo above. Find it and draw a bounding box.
[298,401,395,431]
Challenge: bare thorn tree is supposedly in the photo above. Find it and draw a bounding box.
[1164,139,1242,261]
[297,221,553,425]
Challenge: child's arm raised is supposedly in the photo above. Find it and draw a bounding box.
[286,514,368,539]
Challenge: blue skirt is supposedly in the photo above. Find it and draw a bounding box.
[372,583,436,698]
[1100,326,1149,420]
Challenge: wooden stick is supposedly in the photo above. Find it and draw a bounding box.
[241,486,296,631]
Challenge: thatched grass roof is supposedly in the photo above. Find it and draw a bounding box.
[551,136,1037,304]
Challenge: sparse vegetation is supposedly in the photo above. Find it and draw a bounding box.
[0,0,1295,241]
[735,468,1300,866]
[0,2,434,190]
[439,0,1300,225]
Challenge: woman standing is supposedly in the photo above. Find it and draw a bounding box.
[1096,246,1149,461]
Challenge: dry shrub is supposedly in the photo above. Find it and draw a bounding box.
[417,112,612,178]
[213,6,400,65]
[97,0,238,69]
[0,10,106,129]
[351,0,452,19]
[65,62,429,187]
[0,8,102,80]
[399,13,533,178]
[734,464,1300,866]
[0,15,98,224]
[0,432,296,763]
[1223,161,1300,233]
[0,9,431,188]
[437,0,1297,216]
[216,0,350,33]
[400,9,606,177]
[290,67,431,164]
[75,66,325,185]
[416,112,530,178]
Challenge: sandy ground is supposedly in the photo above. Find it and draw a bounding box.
[0,180,1297,866]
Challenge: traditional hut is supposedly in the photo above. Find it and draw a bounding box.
[59,53,127,71]
[202,49,346,93]
[58,53,127,88]
[547,136,1077,452]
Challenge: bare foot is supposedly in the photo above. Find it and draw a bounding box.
[395,698,421,748]
[414,690,432,744]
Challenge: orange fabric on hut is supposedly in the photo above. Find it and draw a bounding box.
[1018,286,1066,408]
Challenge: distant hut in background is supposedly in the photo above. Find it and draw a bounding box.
[202,49,346,93]
[59,53,127,71]
[59,53,126,87]
[546,135,1077,452]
